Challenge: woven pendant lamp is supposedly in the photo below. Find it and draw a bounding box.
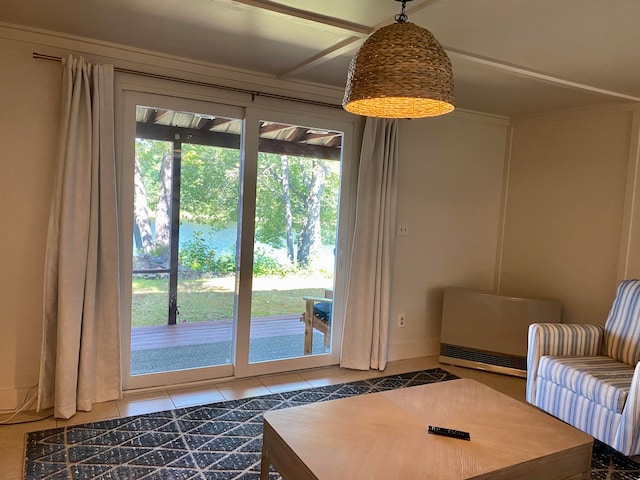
[343,0,455,119]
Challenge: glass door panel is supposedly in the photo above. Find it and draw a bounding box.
[131,135,174,376]
[248,120,343,363]
[130,105,241,376]
[176,142,240,367]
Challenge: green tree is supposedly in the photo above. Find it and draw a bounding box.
[135,139,171,213]
[180,144,240,228]
[134,138,340,270]
[133,139,172,254]
[255,153,340,268]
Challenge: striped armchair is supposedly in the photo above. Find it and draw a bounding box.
[527,279,640,456]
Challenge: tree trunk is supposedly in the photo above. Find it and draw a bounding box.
[133,154,154,253]
[297,160,326,268]
[155,151,172,251]
[281,155,295,263]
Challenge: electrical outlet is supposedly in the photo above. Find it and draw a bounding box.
[397,224,409,236]
[398,313,406,328]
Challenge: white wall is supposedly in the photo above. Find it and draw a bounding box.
[388,113,509,359]
[388,102,640,361]
[499,106,639,325]
[0,36,60,409]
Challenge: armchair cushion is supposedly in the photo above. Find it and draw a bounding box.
[313,302,332,324]
[538,355,634,413]
[526,322,604,404]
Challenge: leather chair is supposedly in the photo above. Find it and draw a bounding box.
[527,279,640,456]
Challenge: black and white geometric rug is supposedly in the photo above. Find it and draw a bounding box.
[23,368,640,479]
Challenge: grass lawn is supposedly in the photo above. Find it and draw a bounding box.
[132,275,329,327]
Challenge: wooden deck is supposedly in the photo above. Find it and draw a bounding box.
[131,315,304,352]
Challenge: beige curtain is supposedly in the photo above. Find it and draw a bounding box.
[341,117,399,371]
[37,55,122,419]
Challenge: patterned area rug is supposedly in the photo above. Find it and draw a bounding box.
[24,368,640,479]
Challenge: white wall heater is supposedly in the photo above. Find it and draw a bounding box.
[439,287,562,378]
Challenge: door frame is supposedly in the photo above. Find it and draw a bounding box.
[117,81,359,391]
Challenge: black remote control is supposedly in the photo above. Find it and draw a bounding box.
[427,425,471,441]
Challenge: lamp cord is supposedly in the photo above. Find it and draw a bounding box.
[395,0,409,23]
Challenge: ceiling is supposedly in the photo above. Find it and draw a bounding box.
[2,0,640,118]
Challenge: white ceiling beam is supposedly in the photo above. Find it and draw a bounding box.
[230,0,371,34]
[272,0,450,81]
[446,48,640,102]
[278,36,364,79]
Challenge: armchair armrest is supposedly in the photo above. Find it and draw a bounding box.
[302,296,334,304]
[614,361,640,456]
[526,323,604,404]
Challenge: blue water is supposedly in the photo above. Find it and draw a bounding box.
[134,220,335,268]
[179,221,237,253]
[133,220,236,254]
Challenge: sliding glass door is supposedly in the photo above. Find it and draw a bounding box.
[121,92,352,389]
[247,120,343,364]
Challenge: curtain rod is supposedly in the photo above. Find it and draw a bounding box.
[32,52,343,110]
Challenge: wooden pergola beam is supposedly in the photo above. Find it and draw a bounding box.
[136,122,341,160]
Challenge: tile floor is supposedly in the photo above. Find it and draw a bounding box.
[0,356,525,480]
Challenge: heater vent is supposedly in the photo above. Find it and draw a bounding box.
[440,344,526,371]
[439,287,562,377]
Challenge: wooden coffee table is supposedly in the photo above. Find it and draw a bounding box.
[261,378,592,479]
